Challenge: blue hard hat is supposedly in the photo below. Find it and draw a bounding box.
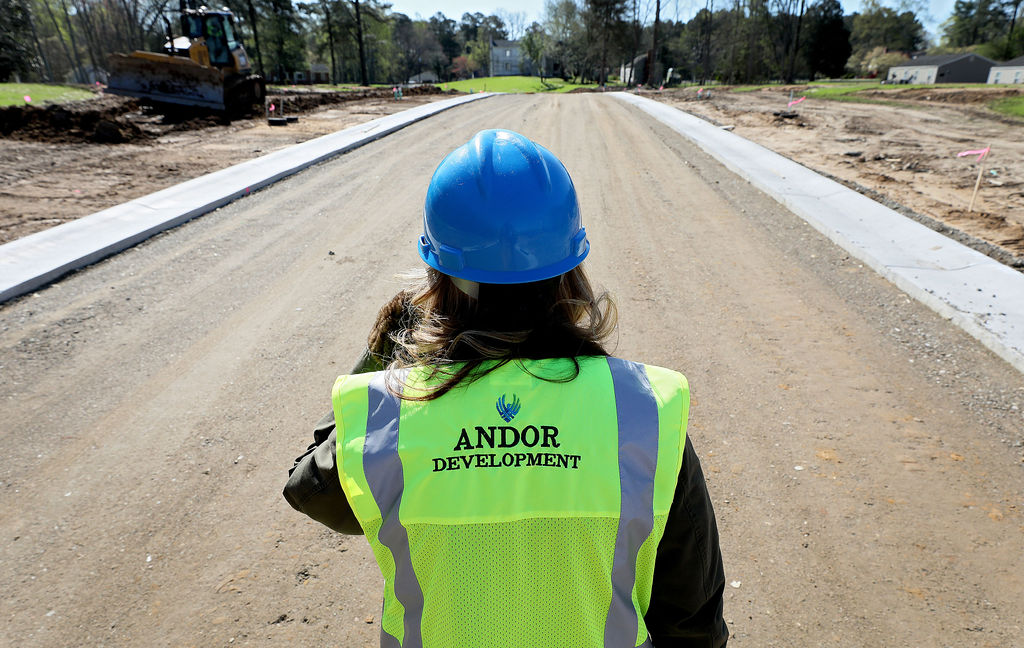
[418,129,589,284]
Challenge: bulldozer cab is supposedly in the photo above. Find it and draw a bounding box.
[181,10,240,68]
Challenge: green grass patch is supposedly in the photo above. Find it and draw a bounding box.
[807,81,995,99]
[437,76,597,93]
[990,96,1024,118]
[0,83,95,106]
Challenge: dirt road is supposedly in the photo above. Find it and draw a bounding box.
[1,94,1022,647]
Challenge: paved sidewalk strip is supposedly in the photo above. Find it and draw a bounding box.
[613,92,1024,374]
[0,93,496,303]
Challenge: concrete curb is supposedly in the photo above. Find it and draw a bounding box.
[0,92,497,303]
[612,92,1024,375]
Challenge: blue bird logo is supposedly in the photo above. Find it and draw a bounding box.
[496,394,521,422]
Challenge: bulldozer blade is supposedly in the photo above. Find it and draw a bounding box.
[106,52,227,111]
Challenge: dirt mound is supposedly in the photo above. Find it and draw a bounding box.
[264,84,446,112]
[863,87,1023,104]
[1,85,449,144]
[0,95,149,144]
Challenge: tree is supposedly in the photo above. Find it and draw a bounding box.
[769,0,808,82]
[521,22,548,78]
[496,9,528,40]
[330,0,388,85]
[849,0,926,58]
[852,44,907,77]
[458,11,484,43]
[941,0,1011,46]
[392,14,445,82]
[650,0,663,85]
[803,0,851,79]
[466,38,491,76]
[0,0,36,81]
[451,54,479,78]
[544,0,585,80]
[299,0,345,83]
[241,0,266,77]
[429,11,460,68]
[264,0,306,81]
[583,0,629,84]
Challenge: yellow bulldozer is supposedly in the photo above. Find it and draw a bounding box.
[106,0,265,113]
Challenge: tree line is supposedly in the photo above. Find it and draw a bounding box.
[1,0,1022,85]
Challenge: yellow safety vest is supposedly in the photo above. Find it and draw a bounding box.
[333,356,689,647]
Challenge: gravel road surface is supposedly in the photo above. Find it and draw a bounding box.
[2,93,1022,647]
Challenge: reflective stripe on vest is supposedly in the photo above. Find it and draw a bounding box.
[364,368,422,648]
[355,359,664,648]
[604,357,659,648]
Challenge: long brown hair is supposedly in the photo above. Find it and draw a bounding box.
[388,266,617,400]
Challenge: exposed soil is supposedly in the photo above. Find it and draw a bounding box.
[0,86,447,243]
[646,85,1024,267]
[2,94,1022,648]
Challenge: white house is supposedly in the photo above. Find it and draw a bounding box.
[988,55,1024,84]
[408,70,439,84]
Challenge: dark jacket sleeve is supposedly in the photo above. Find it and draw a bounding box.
[645,436,729,647]
[282,349,383,535]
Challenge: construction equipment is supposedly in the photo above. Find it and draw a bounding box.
[106,0,265,113]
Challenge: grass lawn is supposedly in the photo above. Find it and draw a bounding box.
[990,96,1024,118]
[438,76,598,93]
[0,83,95,106]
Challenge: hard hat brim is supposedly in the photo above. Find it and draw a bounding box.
[419,236,590,285]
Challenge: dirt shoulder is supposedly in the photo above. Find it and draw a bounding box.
[0,87,449,244]
[646,85,1024,268]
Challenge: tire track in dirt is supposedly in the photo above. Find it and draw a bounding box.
[1,94,1021,647]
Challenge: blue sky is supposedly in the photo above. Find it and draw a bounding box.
[388,0,954,42]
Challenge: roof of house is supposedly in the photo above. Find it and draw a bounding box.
[993,55,1024,67]
[492,39,519,48]
[890,52,995,68]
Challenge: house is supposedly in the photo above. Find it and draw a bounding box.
[988,55,1024,84]
[408,70,439,84]
[886,53,995,84]
[488,39,554,77]
[309,63,330,84]
[620,53,647,86]
[491,40,524,76]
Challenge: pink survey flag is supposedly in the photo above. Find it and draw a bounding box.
[957,147,990,161]
[788,96,806,108]
[23,95,32,103]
